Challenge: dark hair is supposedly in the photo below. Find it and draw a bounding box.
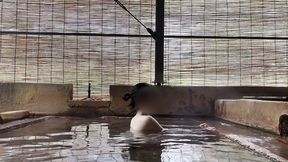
[279,114,288,137]
[123,83,153,110]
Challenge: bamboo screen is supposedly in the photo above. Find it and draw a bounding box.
[164,0,288,87]
[0,0,155,99]
[0,0,288,99]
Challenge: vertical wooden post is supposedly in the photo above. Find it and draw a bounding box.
[154,0,165,85]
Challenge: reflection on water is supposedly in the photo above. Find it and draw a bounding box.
[0,117,270,162]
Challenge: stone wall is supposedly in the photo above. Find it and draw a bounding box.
[110,85,288,117]
[0,83,73,115]
[110,85,216,116]
[215,99,288,134]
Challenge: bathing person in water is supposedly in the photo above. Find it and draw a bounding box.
[123,83,163,133]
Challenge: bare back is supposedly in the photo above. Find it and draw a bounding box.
[130,113,163,133]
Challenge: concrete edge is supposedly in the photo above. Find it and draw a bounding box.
[0,116,54,133]
[194,117,288,161]
[226,134,288,162]
[0,110,30,123]
[214,99,288,135]
[214,116,279,135]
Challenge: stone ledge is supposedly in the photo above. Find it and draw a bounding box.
[0,83,73,115]
[68,100,111,109]
[0,116,53,133]
[215,99,288,134]
[109,85,288,117]
[67,100,113,116]
[0,110,30,123]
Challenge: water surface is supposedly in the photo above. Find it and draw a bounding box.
[0,117,271,161]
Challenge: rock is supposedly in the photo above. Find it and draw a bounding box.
[0,110,30,123]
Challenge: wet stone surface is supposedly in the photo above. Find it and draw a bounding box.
[0,117,271,162]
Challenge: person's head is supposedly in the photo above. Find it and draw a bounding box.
[279,114,288,137]
[123,83,156,114]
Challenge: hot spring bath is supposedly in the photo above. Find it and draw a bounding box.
[0,116,276,162]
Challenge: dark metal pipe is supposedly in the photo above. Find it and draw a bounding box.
[2,31,288,40]
[113,0,157,39]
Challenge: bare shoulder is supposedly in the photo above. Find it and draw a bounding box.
[130,115,163,132]
[144,116,163,130]
[134,115,159,126]
[145,115,160,123]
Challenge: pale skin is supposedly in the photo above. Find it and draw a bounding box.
[130,112,219,134]
[200,123,220,135]
[130,110,163,133]
[127,85,216,134]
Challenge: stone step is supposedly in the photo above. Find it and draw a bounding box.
[0,110,30,123]
[68,100,114,116]
[68,100,111,109]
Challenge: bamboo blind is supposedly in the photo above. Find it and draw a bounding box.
[0,0,155,99]
[0,0,287,99]
[165,0,288,87]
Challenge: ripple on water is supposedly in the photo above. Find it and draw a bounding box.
[0,117,272,162]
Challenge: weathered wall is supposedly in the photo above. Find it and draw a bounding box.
[215,99,288,134]
[110,85,216,116]
[110,85,288,116]
[0,83,73,115]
